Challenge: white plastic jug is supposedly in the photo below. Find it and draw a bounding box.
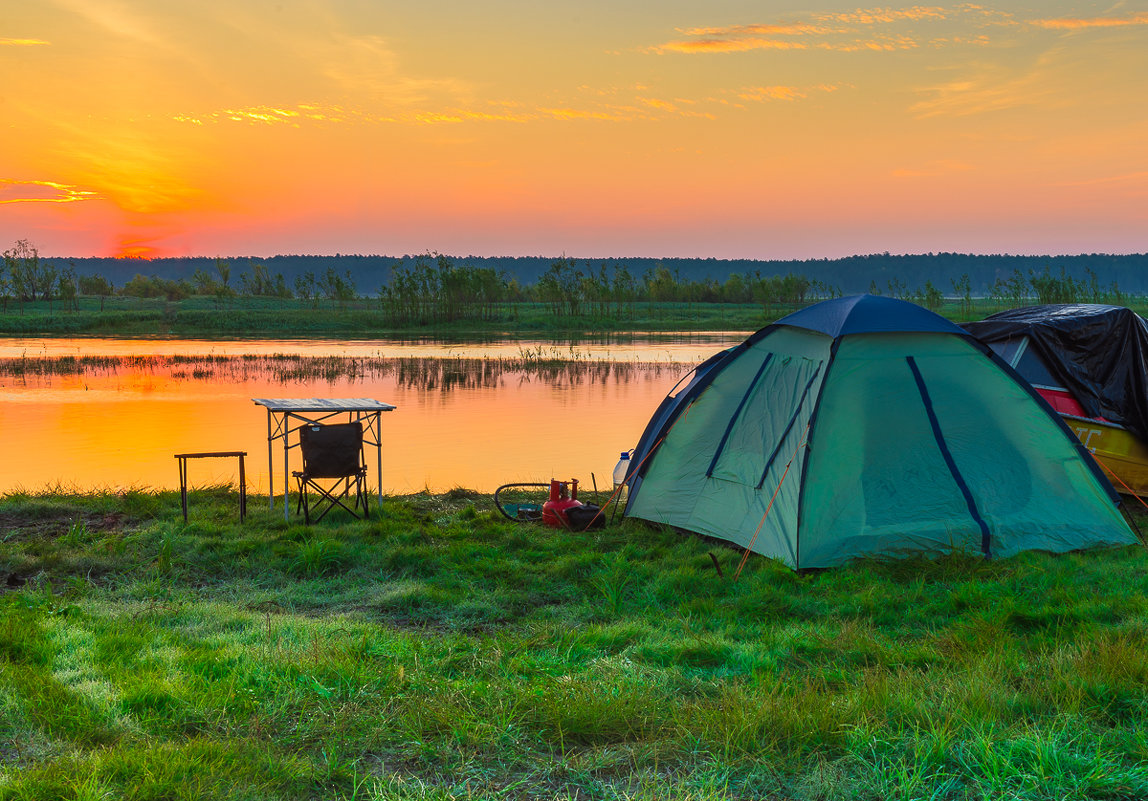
[612,451,631,498]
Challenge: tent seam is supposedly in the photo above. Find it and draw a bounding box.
[793,338,840,569]
[906,355,992,558]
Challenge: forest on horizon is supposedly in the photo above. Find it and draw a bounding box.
[27,250,1148,297]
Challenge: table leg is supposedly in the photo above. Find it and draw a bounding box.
[266,410,274,510]
[283,415,290,521]
[178,457,189,523]
[239,453,247,521]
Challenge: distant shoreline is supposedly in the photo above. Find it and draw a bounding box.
[1,296,1145,340]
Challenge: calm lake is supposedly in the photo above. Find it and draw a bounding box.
[0,335,744,495]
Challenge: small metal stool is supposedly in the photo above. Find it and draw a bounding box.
[175,451,248,522]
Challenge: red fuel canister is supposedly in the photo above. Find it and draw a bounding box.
[541,479,584,528]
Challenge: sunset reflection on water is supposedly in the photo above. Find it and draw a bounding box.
[0,337,742,494]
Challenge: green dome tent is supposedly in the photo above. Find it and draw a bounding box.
[623,295,1136,569]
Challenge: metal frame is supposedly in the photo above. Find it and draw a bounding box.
[252,398,396,521]
[175,451,247,523]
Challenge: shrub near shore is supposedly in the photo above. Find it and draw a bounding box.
[2,487,1148,799]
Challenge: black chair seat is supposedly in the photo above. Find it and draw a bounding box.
[294,422,370,523]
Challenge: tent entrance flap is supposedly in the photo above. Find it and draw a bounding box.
[757,363,822,489]
[706,353,773,478]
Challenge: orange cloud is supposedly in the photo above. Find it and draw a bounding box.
[681,23,834,37]
[175,102,544,127]
[639,97,678,112]
[1031,12,1148,30]
[0,179,98,204]
[540,108,636,122]
[635,98,717,120]
[0,38,49,46]
[654,38,808,54]
[650,5,1000,55]
[735,84,841,103]
[812,7,948,25]
[818,35,920,51]
[738,86,806,101]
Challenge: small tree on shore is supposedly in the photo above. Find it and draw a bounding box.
[79,273,114,310]
[3,239,55,308]
[950,273,973,317]
[57,266,78,312]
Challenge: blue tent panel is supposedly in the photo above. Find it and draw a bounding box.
[775,294,965,337]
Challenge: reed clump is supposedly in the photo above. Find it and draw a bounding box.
[1,487,1147,799]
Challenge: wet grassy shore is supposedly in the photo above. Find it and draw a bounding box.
[2,487,1147,799]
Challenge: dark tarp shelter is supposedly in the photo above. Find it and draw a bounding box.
[961,304,1148,443]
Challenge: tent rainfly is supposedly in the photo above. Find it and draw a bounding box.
[623,295,1137,569]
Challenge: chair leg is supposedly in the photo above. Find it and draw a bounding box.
[297,476,312,524]
[295,472,371,523]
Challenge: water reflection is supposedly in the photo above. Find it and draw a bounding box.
[0,353,681,391]
[0,342,715,495]
[0,335,744,362]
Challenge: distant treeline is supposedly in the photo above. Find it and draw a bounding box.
[24,250,1148,296]
[3,239,1144,325]
[0,246,830,321]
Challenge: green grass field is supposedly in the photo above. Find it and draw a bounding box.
[2,487,1147,799]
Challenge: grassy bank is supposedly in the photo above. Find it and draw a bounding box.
[11,296,1144,338]
[0,297,776,338]
[2,487,1147,799]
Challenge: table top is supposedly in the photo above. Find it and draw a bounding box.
[252,398,397,413]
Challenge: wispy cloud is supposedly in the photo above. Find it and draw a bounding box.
[175,96,720,127]
[174,102,543,127]
[909,49,1063,118]
[175,106,313,126]
[650,5,1002,54]
[657,38,809,54]
[0,38,50,46]
[0,179,98,204]
[1031,12,1148,30]
[49,0,168,48]
[735,84,840,102]
[813,7,949,25]
[540,107,638,122]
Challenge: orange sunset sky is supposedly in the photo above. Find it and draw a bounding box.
[1,2,1145,260]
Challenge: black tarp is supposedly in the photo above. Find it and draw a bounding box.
[962,304,1148,442]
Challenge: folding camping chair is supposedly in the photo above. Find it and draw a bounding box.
[293,422,370,523]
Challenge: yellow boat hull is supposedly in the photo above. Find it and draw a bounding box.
[1062,415,1148,497]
